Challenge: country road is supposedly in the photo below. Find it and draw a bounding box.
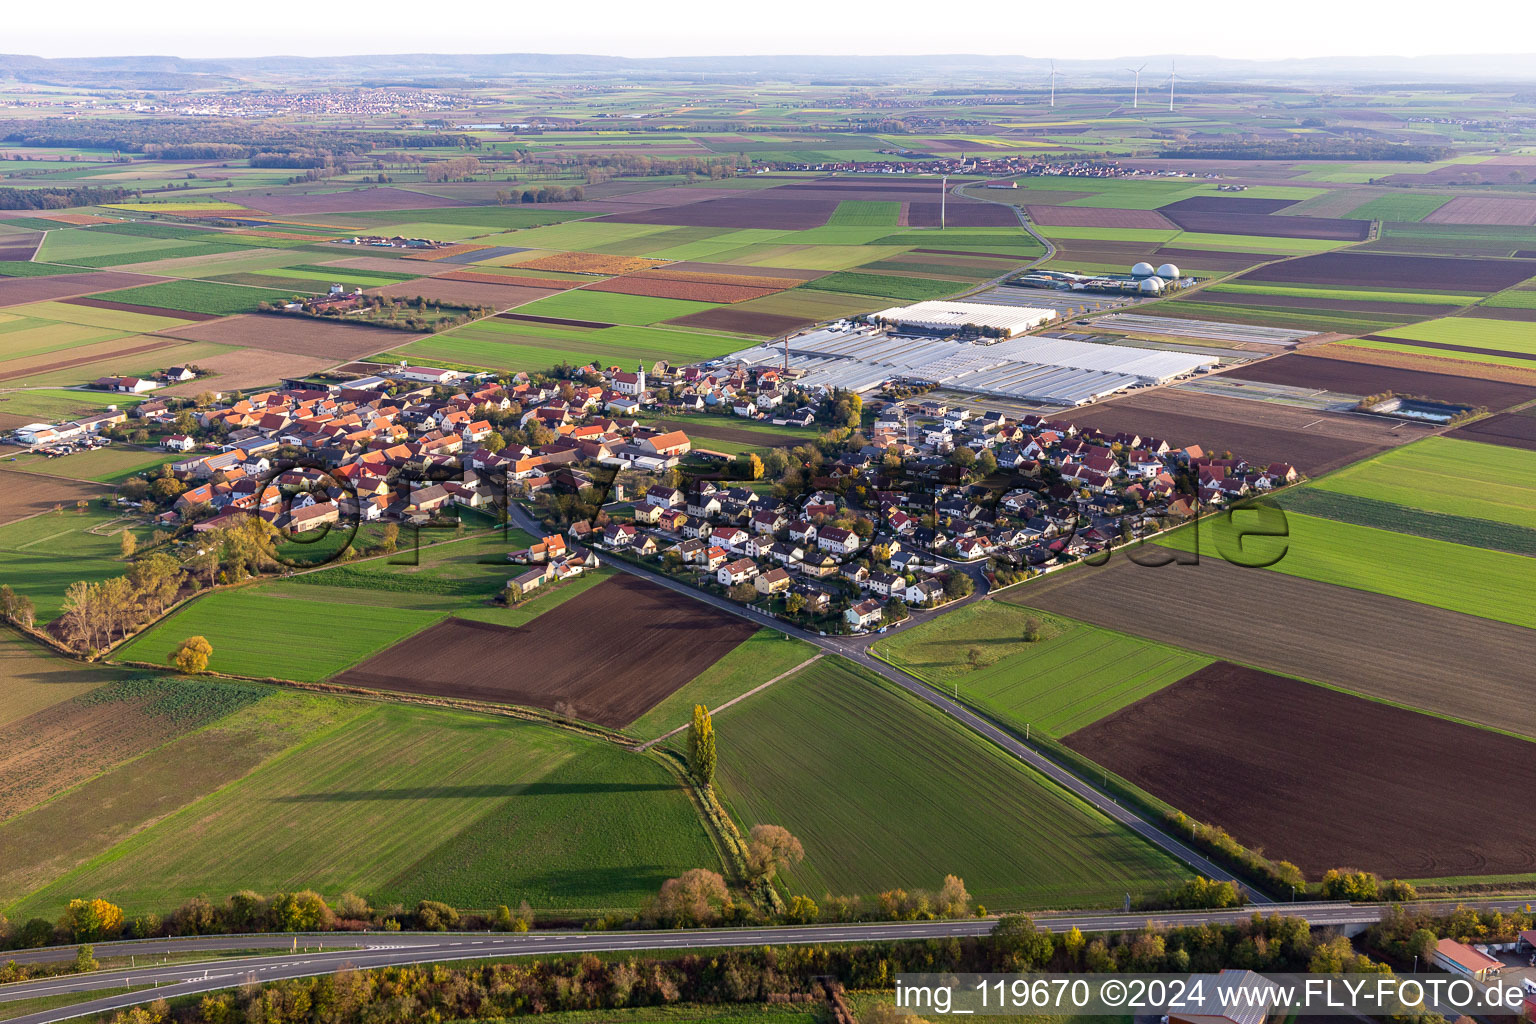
[8,898,1536,1024]
[504,503,1264,899]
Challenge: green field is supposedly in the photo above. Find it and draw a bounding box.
[515,289,720,326]
[1275,488,1536,558]
[1343,194,1453,222]
[1338,336,1536,371]
[89,280,313,315]
[396,318,743,370]
[1312,436,1536,529]
[873,601,1210,737]
[8,702,719,918]
[1375,316,1536,355]
[625,629,819,741]
[0,506,150,622]
[113,587,441,680]
[827,201,904,226]
[8,299,192,333]
[0,387,145,421]
[1206,282,1481,305]
[712,657,1192,911]
[0,629,119,728]
[812,271,962,301]
[1157,510,1536,627]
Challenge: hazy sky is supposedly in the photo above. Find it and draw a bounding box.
[10,0,1535,60]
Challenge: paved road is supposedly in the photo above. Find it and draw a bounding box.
[509,499,1264,899]
[9,898,1536,1024]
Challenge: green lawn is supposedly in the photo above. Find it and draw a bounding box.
[1157,511,1536,628]
[8,702,719,918]
[712,657,1192,911]
[0,388,145,421]
[827,201,904,226]
[1313,436,1536,530]
[873,601,1210,737]
[625,629,819,741]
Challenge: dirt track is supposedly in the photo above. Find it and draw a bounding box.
[1009,557,1536,739]
[332,574,757,727]
[1065,661,1536,879]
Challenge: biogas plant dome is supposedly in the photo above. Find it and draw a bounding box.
[1156,263,1181,279]
[1131,261,1156,277]
[1138,277,1165,294]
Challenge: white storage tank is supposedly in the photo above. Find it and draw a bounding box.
[1138,277,1165,295]
[1156,263,1181,279]
[1131,262,1156,277]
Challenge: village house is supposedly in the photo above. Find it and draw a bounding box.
[717,557,759,586]
[754,567,793,595]
[845,599,884,630]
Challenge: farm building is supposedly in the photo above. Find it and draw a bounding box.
[872,299,1056,338]
[728,324,1215,405]
[1431,939,1501,981]
[1168,970,1271,1024]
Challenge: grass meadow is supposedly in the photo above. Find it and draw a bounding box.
[712,657,1192,911]
[874,601,1210,737]
[1313,436,1536,529]
[1157,510,1536,627]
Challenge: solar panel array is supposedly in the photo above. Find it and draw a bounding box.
[728,326,1216,406]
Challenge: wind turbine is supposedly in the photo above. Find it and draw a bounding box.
[1168,60,1177,112]
[1049,60,1057,108]
[940,174,948,230]
[1128,63,1147,109]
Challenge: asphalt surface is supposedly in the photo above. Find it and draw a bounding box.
[8,899,1536,1024]
[506,500,1263,900]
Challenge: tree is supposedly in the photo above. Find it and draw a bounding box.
[784,591,805,616]
[61,898,123,942]
[936,874,971,919]
[727,582,757,604]
[482,431,506,453]
[745,824,805,882]
[1022,617,1043,643]
[976,449,998,476]
[943,573,973,599]
[169,635,213,674]
[75,944,98,973]
[1063,924,1086,962]
[118,531,137,559]
[380,524,400,553]
[761,448,789,478]
[653,868,729,927]
[688,704,716,786]
[734,452,763,480]
[992,914,1054,969]
[949,447,976,470]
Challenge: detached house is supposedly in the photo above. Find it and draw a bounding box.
[817,526,860,556]
[717,558,759,586]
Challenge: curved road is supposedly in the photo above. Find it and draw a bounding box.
[509,500,1262,899]
[7,898,1536,1024]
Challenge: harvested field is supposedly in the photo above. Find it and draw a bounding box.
[584,276,780,303]
[1308,339,1536,385]
[905,202,1018,228]
[662,260,826,281]
[518,252,669,275]
[597,196,837,230]
[61,297,222,321]
[636,267,809,288]
[0,232,43,261]
[155,315,420,360]
[0,338,183,385]
[1015,557,1536,738]
[1196,290,1460,317]
[0,632,117,728]
[437,271,577,289]
[157,349,331,396]
[1158,208,1369,241]
[648,419,801,448]
[1068,388,1427,475]
[240,187,468,215]
[1448,409,1536,451]
[1151,246,1278,270]
[1423,196,1536,226]
[913,248,1034,260]
[400,244,489,262]
[333,575,757,727]
[664,307,808,336]
[370,279,557,309]
[496,312,614,329]
[1026,206,1177,230]
[1064,662,1536,879]
[0,272,167,306]
[0,680,259,822]
[1241,251,1536,291]
[1159,197,1300,215]
[1221,352,1536,410]
[1466,305,1536,322]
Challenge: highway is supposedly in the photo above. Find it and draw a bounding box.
[504,500,1265,900]
[7,898,1536,1024]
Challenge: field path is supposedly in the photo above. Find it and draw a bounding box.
[634,652,823,751]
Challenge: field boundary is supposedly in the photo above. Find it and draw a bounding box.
[634,652,823,751]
